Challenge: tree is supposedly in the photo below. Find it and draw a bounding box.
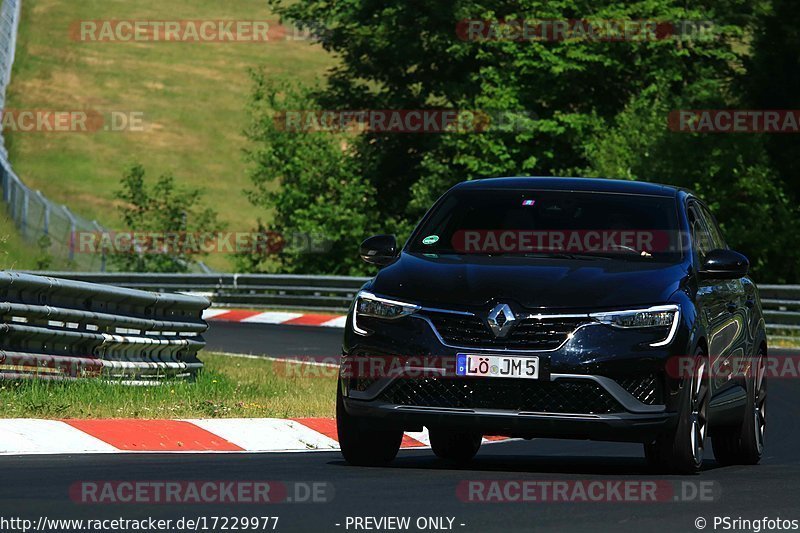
[744,0,800,203]
[241,73,377,275]
[111,164,222,272]
[254,0,795,280]
[269,0,756,207]
[583,84,800,281]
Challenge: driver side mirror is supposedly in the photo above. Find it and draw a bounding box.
[698,249,749,280]
[359,235,399,266]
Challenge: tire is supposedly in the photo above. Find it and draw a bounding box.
[644,349,709,474]
[712,350,766,466]
[429,428,482,464]
[336,387,403,466]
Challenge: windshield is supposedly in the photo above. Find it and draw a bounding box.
[407,189,682,262]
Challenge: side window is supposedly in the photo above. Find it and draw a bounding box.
[688,204,713,262]
[698,204,727,250]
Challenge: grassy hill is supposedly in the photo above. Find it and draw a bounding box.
[0,214,38,270]
[3,0,334,270]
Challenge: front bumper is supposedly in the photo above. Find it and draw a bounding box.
[341,371,678,442]
[342,395,677,442]
[341,304,691,442]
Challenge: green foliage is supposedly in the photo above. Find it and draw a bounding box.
[250,0,797,281]
[583,84,800,282]
[242,72,377,275]
[112,164,222,273]
[744,0,800,204]
[34,234,53,271]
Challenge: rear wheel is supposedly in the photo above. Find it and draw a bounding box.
[711,350,766,465]
[336,387,403,466]
[644,350,709,474]
[429,429,482,464]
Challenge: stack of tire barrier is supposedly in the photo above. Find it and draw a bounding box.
[0,272,209,382]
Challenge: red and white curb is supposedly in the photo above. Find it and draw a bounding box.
[203,309,346,328]
[0,418,509,455]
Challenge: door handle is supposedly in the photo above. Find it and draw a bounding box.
[726,302,737,313]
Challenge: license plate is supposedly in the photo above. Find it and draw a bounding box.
[456,353,539,380]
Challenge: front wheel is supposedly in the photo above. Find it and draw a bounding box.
[711,350,766,466]
[429,429,482,464]
[336,387,403,466]
[645,350,709,474]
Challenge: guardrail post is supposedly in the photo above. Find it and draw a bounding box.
[93,220,106,272]
[8,174,15,219]
[21,185,28,234]
[62,205,77,263]
[0,162,7,203]
[36,190,49,235]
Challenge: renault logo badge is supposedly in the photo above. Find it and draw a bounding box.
[487,303,516,338]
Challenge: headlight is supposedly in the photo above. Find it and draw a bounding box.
[352,291,420,335]
[590,305,680,347]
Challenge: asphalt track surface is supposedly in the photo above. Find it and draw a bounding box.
[204,321,344,362]
[1,322,798,532]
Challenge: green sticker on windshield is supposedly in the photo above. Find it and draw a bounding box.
[422,235,439,245]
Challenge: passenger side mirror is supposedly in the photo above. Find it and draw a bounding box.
[359,235,399,266]
[698,249,749,280]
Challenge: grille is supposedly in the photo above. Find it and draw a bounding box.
[350,377,378,392]
[378,377,623,414]
[345,347,404,393]
[424,312,585,350]
[616,374,661,405]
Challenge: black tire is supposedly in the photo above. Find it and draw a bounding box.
[644,349,709,474]
[336,387,403,466]
[712,350,766,466]
[429,428,482,464]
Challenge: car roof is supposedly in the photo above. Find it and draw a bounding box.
[453,177,682,197]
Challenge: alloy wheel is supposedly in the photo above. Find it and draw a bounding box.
[753,353,767,455]
[689,357,709,465]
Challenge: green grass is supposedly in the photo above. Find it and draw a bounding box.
[0,214,39,270]
[3,0,335,270]
[0,352,337,419]
[769,336,800,349]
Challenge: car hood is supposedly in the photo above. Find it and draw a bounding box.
[368,252,689,311]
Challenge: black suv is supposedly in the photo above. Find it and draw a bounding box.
[337,177,767,473]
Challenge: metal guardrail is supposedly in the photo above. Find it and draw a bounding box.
[26,273,800,340]
[30,272,370,312]
[0,272,209,381]
[756,285,800,341]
